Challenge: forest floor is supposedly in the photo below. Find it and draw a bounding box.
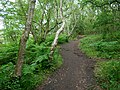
[36,39,101,90]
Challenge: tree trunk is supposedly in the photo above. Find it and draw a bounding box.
[49,0,65,60]
[15,0,36,77]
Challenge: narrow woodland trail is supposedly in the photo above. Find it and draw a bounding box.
[37,40,100,90]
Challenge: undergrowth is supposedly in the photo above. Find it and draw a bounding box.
[95,60,120,90]
[0,34,67,90]
[79,33,120,90]
[80,34,120,59]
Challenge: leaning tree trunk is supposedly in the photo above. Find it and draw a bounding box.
[49,0,65,60]
[15,0,36,77]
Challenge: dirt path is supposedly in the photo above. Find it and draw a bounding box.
[37,40,100,90]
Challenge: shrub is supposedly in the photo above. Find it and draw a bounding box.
[92,41,120,59]
[95,60,120,90]
[0,33,66,90]
[58,34,68,44]
[0,44,18,65]
[80,35,102,58]
[80,35,120,90]
[0,42,63,90]
[0,62,21,90]
[45,34,68,46]
[80,35,120,59]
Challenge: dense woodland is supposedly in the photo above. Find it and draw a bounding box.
[0,0,120,90]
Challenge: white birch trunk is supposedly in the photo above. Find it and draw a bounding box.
[49,0,65,59]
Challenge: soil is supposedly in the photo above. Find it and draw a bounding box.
[36,39,101,90]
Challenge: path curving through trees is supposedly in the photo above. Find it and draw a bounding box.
[37,40,101,90]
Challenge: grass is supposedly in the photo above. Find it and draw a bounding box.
[79,35,120,59]
[79,35,102,59]
[95,60,120,90]
[79,34,120,90]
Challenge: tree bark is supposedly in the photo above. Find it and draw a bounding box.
[15,0,36,77]
[49,0,65,60]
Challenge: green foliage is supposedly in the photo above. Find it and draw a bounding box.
[95,60,120,90]
[21,38,63,89]
[80,35,102,58]
[0,35,64,90]
[80,35,120,59]
[0,62,21,90]
[0,62,43,90]
[93,41,120,59]
[45,34,68,46]
[103,31,120,42]
[80,34,120,90]
[0,0,24,43]
[93,11,120,39]
[1,0,119,90]
[25,43,50,64]
[20,64,45,90]
[58,34,68,44]
[0,44,18,65]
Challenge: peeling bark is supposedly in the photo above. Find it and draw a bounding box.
[15,0,36,77]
